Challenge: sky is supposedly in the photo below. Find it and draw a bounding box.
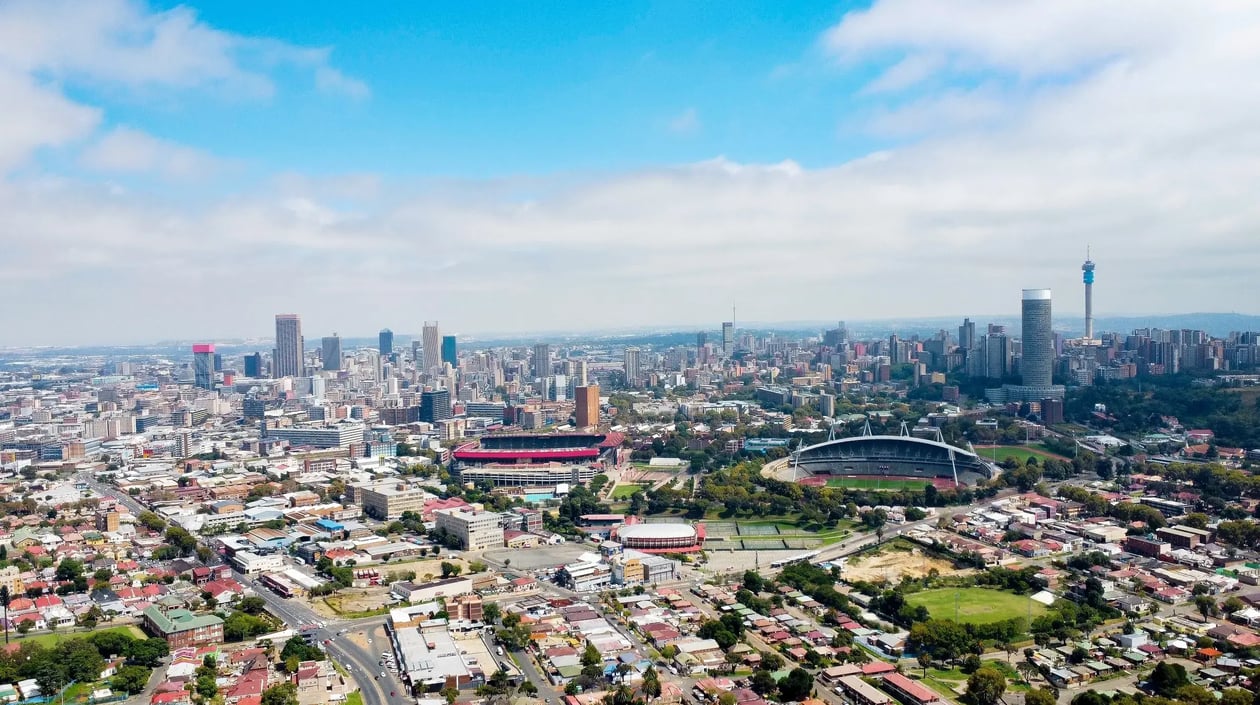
[2,0,1260,345]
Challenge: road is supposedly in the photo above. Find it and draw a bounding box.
[81,472,400,705]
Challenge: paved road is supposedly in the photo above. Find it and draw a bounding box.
[82,473,400,705]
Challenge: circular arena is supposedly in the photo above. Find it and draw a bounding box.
[791,434,996,487]
[615,523,705,553]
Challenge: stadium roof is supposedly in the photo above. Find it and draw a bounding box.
[797,434,980,459]
[618,523,698,541]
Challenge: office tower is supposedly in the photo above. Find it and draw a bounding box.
[379,328,394,356]
[572,359,588,387]
[624,347,641,387]
[1082,251,1096,341]
[550,374,567,401]
[1022,289,1054,388]
[192,344,215,390]
[958,318,976,351]
[697,331,708,350]
[243,352,263,378]
[321,334,342,371]
[575,385,600,427]
[422,321,441,371]
[983,334,1010,378]
[273,314,304,378]
[420,389,451,423]
[441,335,458,368]
[721,322,734,356]
[213,353,223,372]
[532,343,551,379]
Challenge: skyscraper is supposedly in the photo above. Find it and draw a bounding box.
[697,331,708,350]
[441,335,458,368]
[624,346,641,387]
[422,322,441,371]
[721,322,734,356]
[379,328,394,356]
[322,334,342,371]
[274,314,303,378]
[532,343,551,379]
[420,389,451,423]
[1082,252,1097,342]
[958,318,976,351]
[1022,289,1054,388]
[192,344,215,390]
[575,385,600,428]
[243,352,263,378]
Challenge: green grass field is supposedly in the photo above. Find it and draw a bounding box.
[610,483,650,499]
[10,624,145,648]
[977,445,1066,464]
[345,692,364,705]
[825,477,931,490]
[906,588,1046,625]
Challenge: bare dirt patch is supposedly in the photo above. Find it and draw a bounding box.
[842,547,968,582]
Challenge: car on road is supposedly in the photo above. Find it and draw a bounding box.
[380,672,386,678]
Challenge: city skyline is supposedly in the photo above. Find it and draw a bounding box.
[3,2,1260,344]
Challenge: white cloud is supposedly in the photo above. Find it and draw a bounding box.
[0,70,101,172]
[80,127,223,177]
[667,107,701,135]
[315,66,371,100]
[3,0,1260,343]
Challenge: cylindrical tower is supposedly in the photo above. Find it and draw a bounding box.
[1021,289,1053,388]
[1082,256,1096,340]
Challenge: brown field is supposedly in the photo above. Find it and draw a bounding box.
[842,547,967,582]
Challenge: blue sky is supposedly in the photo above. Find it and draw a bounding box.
[98,1,875,178]
[1,0,1259,344]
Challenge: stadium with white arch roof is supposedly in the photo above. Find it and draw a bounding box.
[787,422,999,487]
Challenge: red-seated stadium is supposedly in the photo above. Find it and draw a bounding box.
[452,432,623,466]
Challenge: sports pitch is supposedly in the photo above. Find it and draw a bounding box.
[906,587,1047,625]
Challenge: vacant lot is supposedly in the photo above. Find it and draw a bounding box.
[906,587,1046,625]
[843,547,963,582]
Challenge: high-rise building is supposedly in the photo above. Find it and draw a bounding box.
[721,322,734,356]
[441,335,458,368]
[243,352,263,378]
[1082,252,1097,342]
[697,332,708,350]
[379,328,394,356]
[422,321,441,371]
[420,389,451,423]
[958,318,976,351]
[624,347,641,387]
[532,343,551,379]
[192,344,215,390]
[575,385,600,428]
[274,314,303,378]
[1022,289,1054,388]
[321,334,342,371]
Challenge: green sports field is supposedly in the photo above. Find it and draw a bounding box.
[610,483,650,499]
[977,445,1066,464]
[825,477,931,490]
[906,587,1046,625]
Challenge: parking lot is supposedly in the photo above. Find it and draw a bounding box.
[484,543,593,571]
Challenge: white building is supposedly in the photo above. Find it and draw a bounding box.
[435,508,504,552]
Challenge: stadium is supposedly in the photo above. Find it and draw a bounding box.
[790,428,997,488]
[613,521,705,553]
[451,432,623,487]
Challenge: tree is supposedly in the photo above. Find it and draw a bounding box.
[742,570,764,594]
[441,686,459,704]
[1221,689,1255,705]
[261,682,298,705]
[777,668,813,702]
[59,638,106,684]
[1024,689,1057,705]
[581,642,601,668]
[641,666,662,699]
[237,596,267,614]
[482,602,501,625]
[1176,685,1219,705]
[1193,594,1217,621]
[917,652,932,677]
[111,665,153,694]
[1149,661,1190,697]
[965,666,1006,705]
[441,562,462,578]
[127,638,170,667]
[749,670,778,696]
